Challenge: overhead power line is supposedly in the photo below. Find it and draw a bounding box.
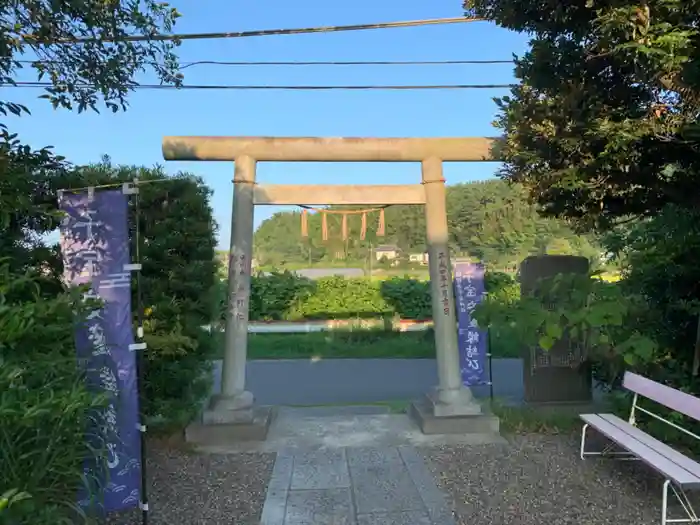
[17,58,514,69]
[46,16,485,44]
[178,59,513,68]
[5,81,515,91]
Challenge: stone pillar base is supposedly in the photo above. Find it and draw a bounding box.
[429,388,483,417]
[184,392,273,446]
[203,391,255,424]
[409,395,500,436]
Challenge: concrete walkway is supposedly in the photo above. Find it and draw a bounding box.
[261,446,456,525]
[192,406,500,524]
[239,406,502,525]
[195,406,504,454]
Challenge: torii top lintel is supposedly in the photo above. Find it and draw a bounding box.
[161,136,499,162]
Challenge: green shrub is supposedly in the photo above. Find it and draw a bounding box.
[291,276,391,320]
[249,271,315,321]
[136,173,218,429]
[75,161,219,430]
[0,267,107,525]
[608,206,700,385]
[484,271,519,301]
[479,271,522,358]
[474,270,659,386]
[140,326,213,429]
[380,277,432,320]
[219,271,514,322]
[0,363,106,524]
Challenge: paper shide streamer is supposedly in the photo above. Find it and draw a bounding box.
[299,206,388,241]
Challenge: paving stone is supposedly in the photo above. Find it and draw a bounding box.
[284,488,355,525]
[290,448,350,490]
[260,445,458,524]
[399,447,453,510]
[350,461,425,514]
[278,406,392,418]
[356,511,432,525]
[259,487,287,525]
[346,447,403,467]
[267,449,294,490]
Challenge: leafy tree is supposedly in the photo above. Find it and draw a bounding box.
[464,0,700,397]
[465,0,700,230]
[606,206,700,373]
[1,0,183,283]
[1,0,181,115]
[546,238,574,255]
[0,136,72,290]
[0,2,184,522]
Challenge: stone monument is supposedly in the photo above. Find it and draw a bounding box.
[519,255,592,404]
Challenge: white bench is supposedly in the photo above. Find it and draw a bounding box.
[580,371,700,525]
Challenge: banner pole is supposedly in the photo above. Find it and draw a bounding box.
[130,180,149,525]
[487,330,494,402]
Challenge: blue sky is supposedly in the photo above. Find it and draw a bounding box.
[8,0,529,249]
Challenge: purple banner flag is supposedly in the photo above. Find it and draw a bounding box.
[454,262,489,386]
[59,189,141,513]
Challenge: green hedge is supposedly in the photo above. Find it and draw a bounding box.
[218,271,520,322]
[78,162,219,430]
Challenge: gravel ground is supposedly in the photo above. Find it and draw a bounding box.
[104,439,274,525]
[423,433,700,525]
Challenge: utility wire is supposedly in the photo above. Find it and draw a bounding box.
[17,58,514,68]
[177,59,513,68]
[43,16,485,44]
[5,81,515,90]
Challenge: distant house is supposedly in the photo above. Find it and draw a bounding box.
[374,244,400,261]
[409,252,429,265]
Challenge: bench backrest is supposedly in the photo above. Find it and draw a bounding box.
[623,371,700,422]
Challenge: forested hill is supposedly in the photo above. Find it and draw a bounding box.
[253,180,601,268]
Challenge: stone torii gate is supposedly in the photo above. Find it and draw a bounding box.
[162,136,499,441]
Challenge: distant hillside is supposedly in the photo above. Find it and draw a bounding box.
[251,180,602,269]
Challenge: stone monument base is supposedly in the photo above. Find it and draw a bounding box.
[409,396,500,435]
[185,406,273,447]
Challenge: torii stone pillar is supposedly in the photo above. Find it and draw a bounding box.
[421,157,479,415]
[218,155,256,416]
[163,136,500,441]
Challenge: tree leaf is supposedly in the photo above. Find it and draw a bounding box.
[539,335,555,351]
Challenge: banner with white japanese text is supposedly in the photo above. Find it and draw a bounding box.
[454,262,489,386]
[59,189,141,513]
